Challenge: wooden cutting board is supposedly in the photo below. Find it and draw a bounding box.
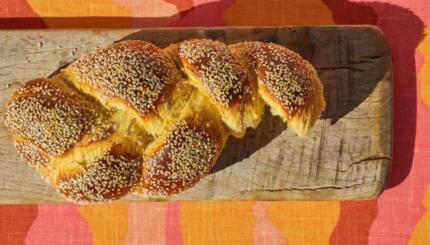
[0,26,392,203]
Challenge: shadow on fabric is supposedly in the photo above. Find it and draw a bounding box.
[0,0,235,29]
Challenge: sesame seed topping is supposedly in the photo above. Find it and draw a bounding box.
[143,120,218,196]
[5,79,98,156]
[57,149,142,204]
[179,39,249,106]
[232,41,318,116]
[5,39,322,202]
[68,40,176,116]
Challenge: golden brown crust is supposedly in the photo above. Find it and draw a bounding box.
[179,39,250,107]
[56,144,142,204]
[14,137,52,181]
[141,118,225,196]
[67,40,177,117]
[5,78,99,156]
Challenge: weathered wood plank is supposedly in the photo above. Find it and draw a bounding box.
[0,26,392,203]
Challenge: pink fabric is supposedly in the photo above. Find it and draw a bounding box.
[1,1,430,244]
[25,205,92,245]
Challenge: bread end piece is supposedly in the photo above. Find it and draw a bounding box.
[259,75,325,136]
[231,41,326,136]
[177,39,264,137]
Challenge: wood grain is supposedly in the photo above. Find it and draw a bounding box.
[0,26,392,203]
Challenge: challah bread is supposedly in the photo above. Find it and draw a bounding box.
[4,39,325,203]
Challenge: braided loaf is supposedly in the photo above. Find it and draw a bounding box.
[5,39,325,203]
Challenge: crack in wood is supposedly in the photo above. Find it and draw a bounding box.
[240,181,383,193]
[345,155,391,171]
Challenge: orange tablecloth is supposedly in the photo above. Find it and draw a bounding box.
[1,0,430,244]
